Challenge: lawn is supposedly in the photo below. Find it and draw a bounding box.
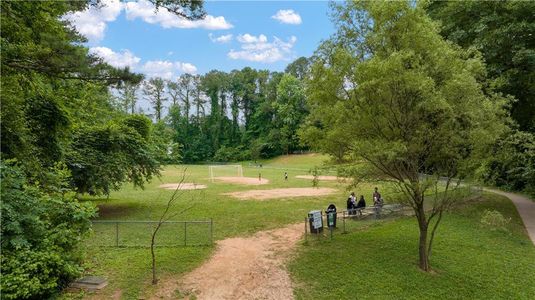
[288,193,535,299]
[63,155,535,299]
[67,154,356,298]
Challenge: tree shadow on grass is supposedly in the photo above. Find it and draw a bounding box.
[95,202,147,219]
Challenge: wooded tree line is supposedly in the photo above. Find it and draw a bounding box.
[116,61,310,163]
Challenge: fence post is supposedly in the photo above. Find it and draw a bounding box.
[210,218,213,245]
[343,211,346,234]
[304,217,307,243]
[115,222,119,247]
[184,222,187,246]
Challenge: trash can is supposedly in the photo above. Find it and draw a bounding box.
[326,204,337,228]
[308,210,323,234]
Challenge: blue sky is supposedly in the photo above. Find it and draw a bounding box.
[65,0,335,78]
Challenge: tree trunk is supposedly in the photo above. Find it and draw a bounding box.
[151,238,157,284]
[418,224,429,271]
[416,203,430,271]
[151,224,160,284]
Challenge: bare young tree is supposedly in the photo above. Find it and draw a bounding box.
[150,169,196,284]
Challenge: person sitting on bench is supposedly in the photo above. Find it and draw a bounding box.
[356,195,366,215]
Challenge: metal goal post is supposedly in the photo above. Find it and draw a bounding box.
[208,165,243,182]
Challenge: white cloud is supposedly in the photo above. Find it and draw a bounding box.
[228,35,297,63]
[140,60,197,79]
[125,0,232,30]
[89,46,141,69]
[64,0,232,42]
[236,34,267,44]
[209,33,233,43]
[90,47,196,78]
[272,9,302,25]
[63,0,123,42]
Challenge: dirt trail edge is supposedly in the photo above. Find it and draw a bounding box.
[152,223,304,300]
[487,189,535,246]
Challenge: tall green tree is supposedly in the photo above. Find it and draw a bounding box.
[285,56,311,80]
[144,77,167,122]
[117,81,142,114]
[303,0,508,271]
[274,74,307,154]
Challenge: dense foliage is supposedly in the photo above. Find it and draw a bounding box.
[480,130,535,196]
[426,1,535,195]
[427,0,535,132]
[0,162,96,299]
[66,116,160,196]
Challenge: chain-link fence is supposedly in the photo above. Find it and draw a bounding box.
[87,220,213,247]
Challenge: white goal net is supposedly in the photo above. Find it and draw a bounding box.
[209,165,243,182]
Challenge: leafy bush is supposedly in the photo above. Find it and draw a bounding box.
[480,130,535,196]
[0,162,96,299]
[480,209,510,231]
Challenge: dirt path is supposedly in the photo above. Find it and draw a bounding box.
[224,187,337,200]
[152,223,303,300]
[487,189,535,246]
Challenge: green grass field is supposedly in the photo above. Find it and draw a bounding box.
[64,154,535,299]
[289,193,535,299]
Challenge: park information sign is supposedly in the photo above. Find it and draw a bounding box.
[311,210,322,229]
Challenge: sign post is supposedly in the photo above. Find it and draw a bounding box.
[308,210,323,234]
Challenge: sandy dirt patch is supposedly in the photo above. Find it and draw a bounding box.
[224,187,337,200]
[151,223,303,300]
[213,176,269,185]
[295,175,350,181]
[159,183,207,190]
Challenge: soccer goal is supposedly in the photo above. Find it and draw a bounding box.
[209,165,243,182]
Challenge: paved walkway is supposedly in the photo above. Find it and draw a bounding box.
[487,189,535,246]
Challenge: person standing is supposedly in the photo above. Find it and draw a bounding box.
[284,172,288,181]
[348,192,357,215]
[373,187,382,207]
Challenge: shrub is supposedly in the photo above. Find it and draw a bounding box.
[480,209,510,231]
[0,162,96,299]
